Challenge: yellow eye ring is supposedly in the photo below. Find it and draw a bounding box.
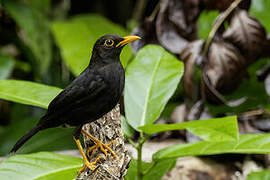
[104,39,114,47]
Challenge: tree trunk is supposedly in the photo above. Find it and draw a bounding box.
[76,104,131,180]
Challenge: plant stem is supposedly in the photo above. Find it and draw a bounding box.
[137,132,148,180]
[147,0,160,22]
[200,0,243,107]
[132,0,148,23]
[127,137,137,148]
[137,141,143,180]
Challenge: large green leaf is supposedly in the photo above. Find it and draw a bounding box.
[153,133,270,160]
[0,152,82,180]
[247,170,270,180]
[0,80,61,108]
[51,14,133,76]
[124,45,184,130]
[4,0,52,76]
[125,159,176,180]
[0,55,15,79]
[139,116,238,141]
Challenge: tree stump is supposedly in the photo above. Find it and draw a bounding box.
[76,104,131,180]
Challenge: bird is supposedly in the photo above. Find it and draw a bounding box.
[10,34,141,172]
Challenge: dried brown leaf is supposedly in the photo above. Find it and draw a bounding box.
[180,40,204,102]
[156,0,199,54]
[171,104,187,124]
[205,40,246,95]
[265,74,270,97]
[223,10,266,63]
[262,34,270,58]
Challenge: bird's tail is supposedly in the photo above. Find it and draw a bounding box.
[10,124,42,153]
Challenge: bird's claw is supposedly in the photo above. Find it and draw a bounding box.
[78,155,102,173]
[86,140,117,159]
[81,130,118,159]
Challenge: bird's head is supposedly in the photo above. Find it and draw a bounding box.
[91,34,141,62]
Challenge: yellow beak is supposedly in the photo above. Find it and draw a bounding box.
[116,35,141,47]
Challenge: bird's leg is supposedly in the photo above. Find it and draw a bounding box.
[73,136,102,172]
[81,129,118,159]
[73,126,102,173]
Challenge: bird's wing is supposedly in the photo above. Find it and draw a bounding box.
[47,70,106,114]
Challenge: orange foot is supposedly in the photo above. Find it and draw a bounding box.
[81,129,118,159]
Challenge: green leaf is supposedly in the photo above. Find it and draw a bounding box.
[121,116,135,138]
[247,170,270,180]
[125,159,176,180]
[250,0,270,33]
[0,152,82,180]
[0,55,15,79]
[51,14,133,76]
[153,133,270,161]
[0,80,61,108]
[4,0,52,76]
[139,116,238,141]
[143,159,176,180]
[124,45,184,130]
[125,160,151,180]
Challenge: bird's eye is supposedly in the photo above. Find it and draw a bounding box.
[104,39,114,47]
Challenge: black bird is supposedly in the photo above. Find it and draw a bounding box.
[10,34,141,172]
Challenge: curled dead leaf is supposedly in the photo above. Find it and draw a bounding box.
[265,74,270,97]
[204,40,247,103]
[262,34,270,58]
[156,0,199,54]
[223,10,266,63]
[180,40,204,102]
[181,39,247,106]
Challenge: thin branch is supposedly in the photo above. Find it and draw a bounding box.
[147,1,160,22]
[199,0,245,108]
[132,0,148,23]
[127,137,137,148]
[202,0,243,58]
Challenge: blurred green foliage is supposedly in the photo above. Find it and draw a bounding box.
[250,0,270,32]
[51,14,133,76]
[125,159,176,180]
[197,11,219,39]
[4,0,52,78]
[0,55,15,79]
[247,170,270,180]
